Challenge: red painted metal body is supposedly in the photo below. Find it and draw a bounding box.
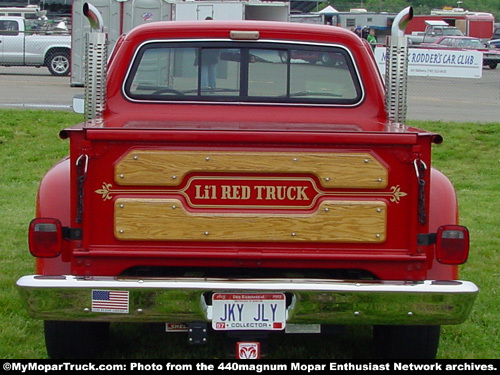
[34,21,460,283]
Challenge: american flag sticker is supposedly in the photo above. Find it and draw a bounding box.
[91,290,129,313]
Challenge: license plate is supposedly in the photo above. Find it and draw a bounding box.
[212,293,286,331]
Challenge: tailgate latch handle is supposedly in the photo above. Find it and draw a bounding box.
[414,158,427,225]
[75,154,89,223]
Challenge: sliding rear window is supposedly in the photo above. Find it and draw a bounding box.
[124,41,363,105]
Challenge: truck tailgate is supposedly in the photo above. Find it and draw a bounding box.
[68,126,433,280]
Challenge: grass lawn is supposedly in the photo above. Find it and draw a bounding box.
[0,110,498,359]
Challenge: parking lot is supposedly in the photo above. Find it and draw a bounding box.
[0,66,498,123]
[407,68,499,123]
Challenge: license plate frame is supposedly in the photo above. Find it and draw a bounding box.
[212,293,286,331]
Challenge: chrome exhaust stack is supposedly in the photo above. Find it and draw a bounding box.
[83,3,107,120]
[385,6,413,125]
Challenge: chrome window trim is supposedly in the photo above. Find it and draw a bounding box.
[121,38,365,108]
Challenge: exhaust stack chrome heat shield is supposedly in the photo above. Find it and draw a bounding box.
[385,6,413,125]
[83,3,107,120]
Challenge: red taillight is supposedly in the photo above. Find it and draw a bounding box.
[436,225,470,265]
[29,218,62,258]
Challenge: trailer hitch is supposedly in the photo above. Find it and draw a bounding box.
[188,322,208,345]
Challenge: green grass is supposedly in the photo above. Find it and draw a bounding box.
[0,110,80,359]
[414,121,500,360]
[0,110,498,359]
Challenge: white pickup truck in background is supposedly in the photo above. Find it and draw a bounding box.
[0,16,71,76]
[406,20,464,45]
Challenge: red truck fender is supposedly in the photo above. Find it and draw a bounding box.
[427,167,460,280]
[34,157,71,275]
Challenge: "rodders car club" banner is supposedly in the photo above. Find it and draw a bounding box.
[375,47,483,78]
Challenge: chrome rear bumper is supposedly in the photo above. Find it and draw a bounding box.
[17,275,478,326]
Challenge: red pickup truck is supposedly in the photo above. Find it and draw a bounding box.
[17,12,477,360]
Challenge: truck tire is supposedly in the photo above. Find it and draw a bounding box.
[44,321,110,358]
[488,62,497,69]
[46,49,70,76]
[373,325,440,359]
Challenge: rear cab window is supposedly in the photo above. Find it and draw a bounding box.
[124,41,363,106]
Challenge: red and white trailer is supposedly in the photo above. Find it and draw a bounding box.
[406,8,495,40]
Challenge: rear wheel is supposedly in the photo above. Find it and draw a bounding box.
[46,49,70,76]
[488,62,498,69]
[373,325,440,359]
[44,321,110,358]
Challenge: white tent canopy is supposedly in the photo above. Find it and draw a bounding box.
[318,5,338,14]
